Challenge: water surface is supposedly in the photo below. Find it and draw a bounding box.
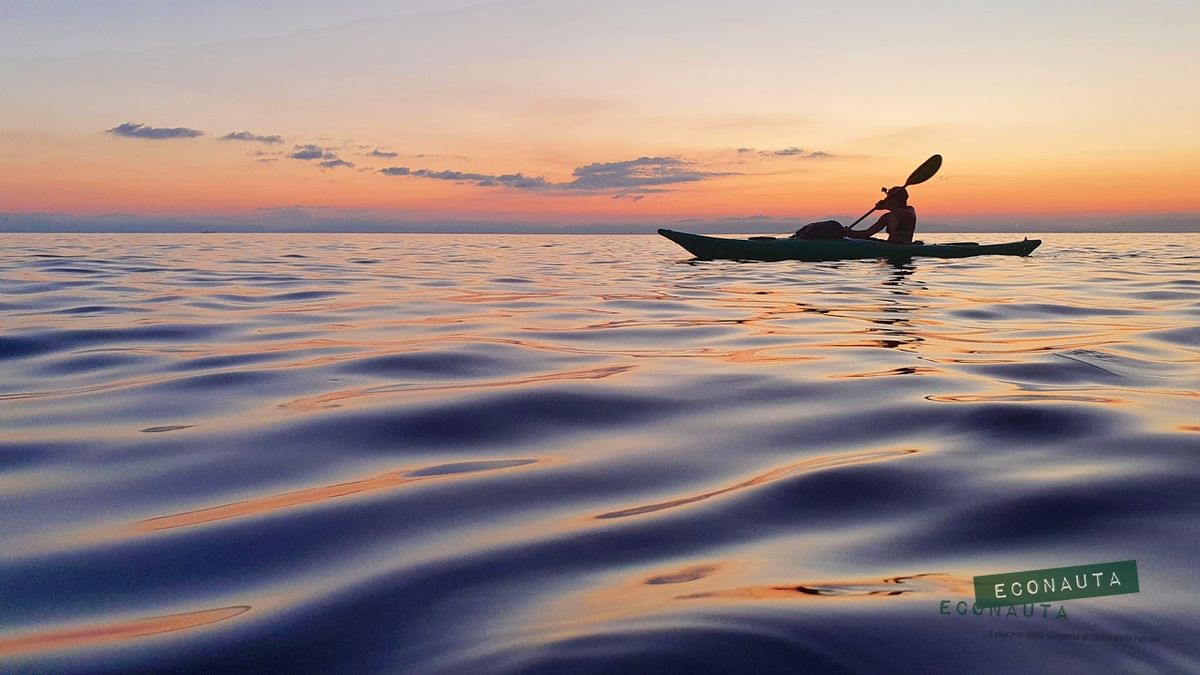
[2,233,1198,673]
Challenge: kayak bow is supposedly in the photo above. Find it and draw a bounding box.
[658,229,1041,262]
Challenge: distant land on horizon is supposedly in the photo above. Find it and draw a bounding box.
[3,212,1198,235]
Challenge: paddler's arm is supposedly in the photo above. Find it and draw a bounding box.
[844,216,887,239]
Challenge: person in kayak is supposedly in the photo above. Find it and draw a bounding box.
[843,186,917,244]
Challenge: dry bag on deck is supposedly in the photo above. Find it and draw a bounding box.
[791,220,844,240]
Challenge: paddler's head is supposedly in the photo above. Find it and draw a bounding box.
[875,186,909,210]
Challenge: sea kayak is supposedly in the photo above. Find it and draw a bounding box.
[658,229,1041,262]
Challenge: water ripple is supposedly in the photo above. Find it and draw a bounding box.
[596,448,919,519]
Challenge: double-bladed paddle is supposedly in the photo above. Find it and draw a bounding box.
[846,154,942,230]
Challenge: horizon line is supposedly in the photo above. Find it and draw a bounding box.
[3,211,1199,234]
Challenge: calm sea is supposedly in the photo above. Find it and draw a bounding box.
[2,233,1198,673]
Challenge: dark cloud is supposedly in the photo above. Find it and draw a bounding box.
[420,170,479,181]
[411,169,548,189]
[612,193,645,202]
[290,144,336,160]
[368,149,399,158]
[287,144,357,169]
[106,122,203,140]
[739,146,833,159]
[219,130,284,145]
[565,156,724,190]
[379,166,540,186]
[493,174,549,189]
[771,147,832,158]
[378,155,731,195]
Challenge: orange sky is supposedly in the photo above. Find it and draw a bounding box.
[2,1,1198,229]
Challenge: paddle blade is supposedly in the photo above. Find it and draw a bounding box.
[903,154,942,186]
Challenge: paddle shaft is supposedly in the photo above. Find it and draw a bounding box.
[848,207,878,229]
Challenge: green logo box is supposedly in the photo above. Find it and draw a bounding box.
[973,560,1139,608]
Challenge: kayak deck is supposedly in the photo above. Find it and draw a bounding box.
[658,229,1041,262]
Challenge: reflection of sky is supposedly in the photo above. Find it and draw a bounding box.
[1,0,1198,227]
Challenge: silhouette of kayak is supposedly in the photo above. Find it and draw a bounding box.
[658,229,1041,262]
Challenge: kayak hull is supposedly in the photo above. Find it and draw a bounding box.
[658,229,1041,262]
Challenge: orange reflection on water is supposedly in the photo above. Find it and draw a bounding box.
[644,564,723,585]
[0,336,363,405]
[723,346,821,364]
[673,572,974,601]
[0,605,249,657]
[837,366,941,379]
[279,364,632,412]
[443,291,558,303]
[596,448,919,520]
[131,458,541,534]
[547,564,974,642]
[926,393,1125,404]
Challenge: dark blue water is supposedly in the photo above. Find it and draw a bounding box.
[1,233,1198,673]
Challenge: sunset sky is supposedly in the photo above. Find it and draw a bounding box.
[2,0,1198,231]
